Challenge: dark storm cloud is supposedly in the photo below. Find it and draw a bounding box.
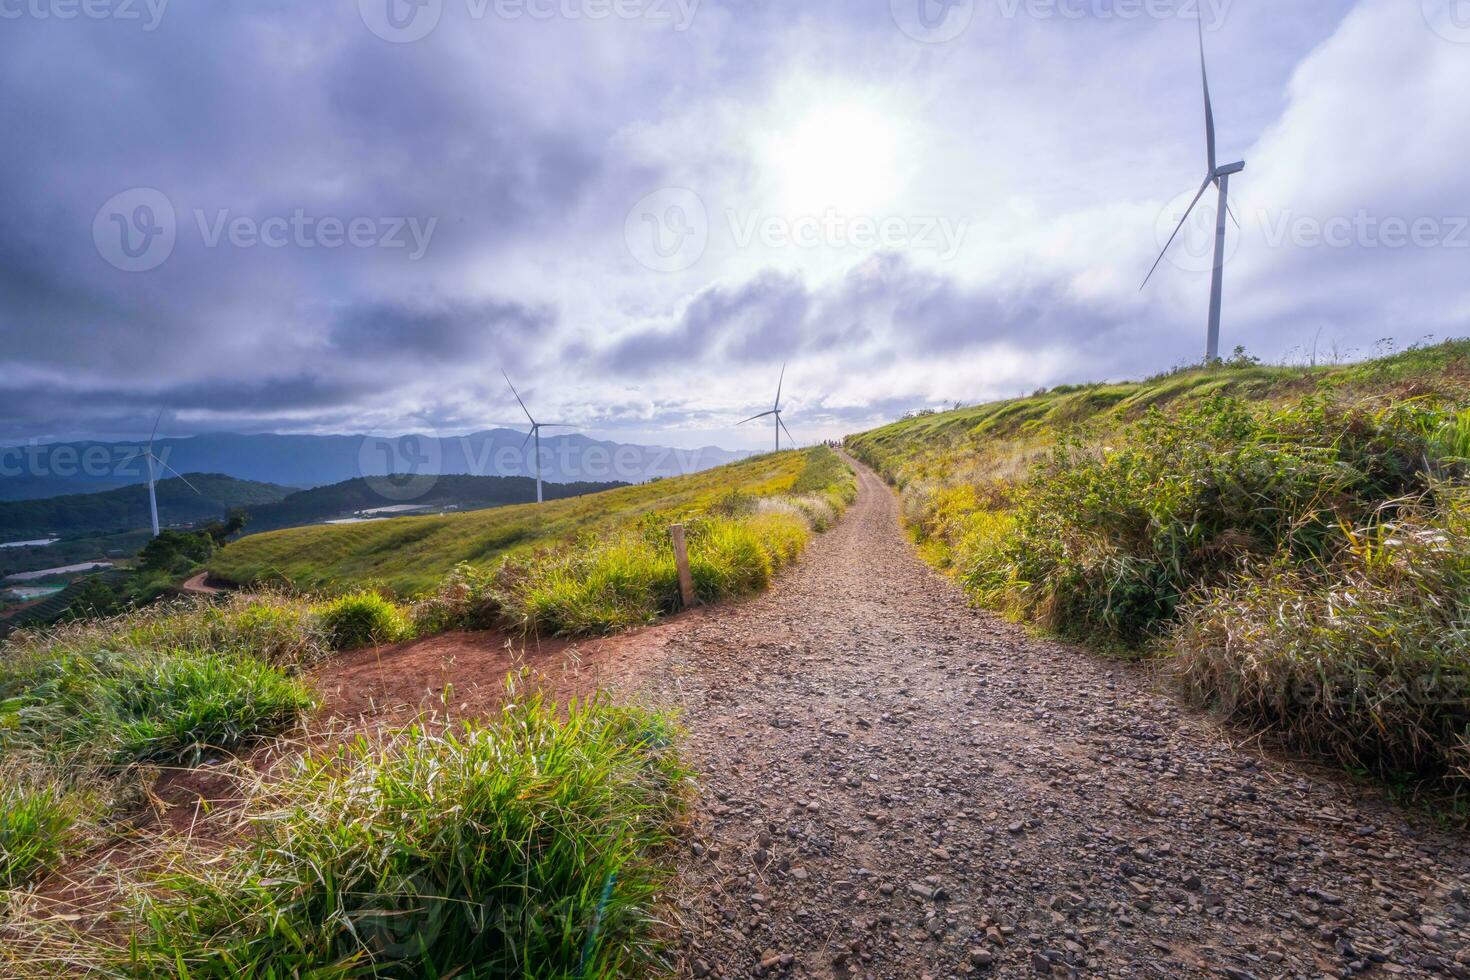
[326,299,555,363]
[603,271,810,372]
[602,255,1138,375]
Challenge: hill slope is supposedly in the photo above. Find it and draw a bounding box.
[0,474,291,539]
[211,450,822,595]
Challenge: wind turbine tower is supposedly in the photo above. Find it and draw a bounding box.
[1142,20,1246,364]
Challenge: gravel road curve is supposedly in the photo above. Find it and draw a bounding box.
[633,455,1469,979]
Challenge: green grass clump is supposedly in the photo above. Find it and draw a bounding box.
[1173,501,1470,788]
[130,692,691,979]
[0,782,88,891]
[0,645,315,768]
[318,591,415,649]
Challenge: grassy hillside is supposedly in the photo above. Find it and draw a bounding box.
[243,474,624,532]
[212,449,840,596]
[850,340,1470,793]
[0,474,291,539]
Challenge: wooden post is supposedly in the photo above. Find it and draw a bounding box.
[670,524,696,609]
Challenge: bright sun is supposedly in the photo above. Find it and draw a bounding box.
[763,102,902,216]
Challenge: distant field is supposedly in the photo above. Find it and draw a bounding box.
[211,451,814,595]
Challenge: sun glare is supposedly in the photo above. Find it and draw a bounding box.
[764,102,902,216]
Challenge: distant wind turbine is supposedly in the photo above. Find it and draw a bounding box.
[119,412,200,537]
[738,364,796,452]
[503,371,572,504]
[1142,19,1246,364]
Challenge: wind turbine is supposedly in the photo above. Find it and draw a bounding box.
[1142,19,1246,364]
[503,371,572,504]
[738,364,796,452]
[120,412,200,537]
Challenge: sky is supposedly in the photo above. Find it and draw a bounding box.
[1,0,1467,450]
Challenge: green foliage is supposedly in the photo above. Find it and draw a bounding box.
[968,396,1444,645]
[0,644,315,769]
[1174,501,1470,788]
[130,692,691,979]
[413,448,854,638]
[0,782,88,891]
[318,591,415,649]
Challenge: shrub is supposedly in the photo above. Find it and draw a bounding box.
[317,591,414,649]
[130,692,691,979]
[1173,502,1470,786]
[968,395,1445,645]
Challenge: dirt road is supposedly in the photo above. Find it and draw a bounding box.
[633,456,1469,978]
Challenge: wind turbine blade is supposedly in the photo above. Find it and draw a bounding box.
[116,450,146,465]
[536,423,575,428]
[738,411,777,425]
[1198,17,1216,175]
[1140,176,1212,291]
[775,362,786,411]
[501,370,535,425]
[152,458,200,495]
[778,415,796,447]
[521,427,535,451]
[148,409,164,450]
[1226,198,1241,230]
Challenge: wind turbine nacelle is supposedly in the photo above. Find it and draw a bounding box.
[1212,160,1246,177]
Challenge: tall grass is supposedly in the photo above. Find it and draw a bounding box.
[129,691,691,978]
[0,645,315,770]
[413,448,855,637]
[0,782,89,892]
[1174,500,1470,787]
[963,396,1447,645]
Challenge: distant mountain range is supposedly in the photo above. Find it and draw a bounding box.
[0,431,751,502]
[0,472,631,541]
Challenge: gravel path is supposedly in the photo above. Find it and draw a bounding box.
[636,455,1469,979]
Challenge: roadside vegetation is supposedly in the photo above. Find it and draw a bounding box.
[849,340,1470,793]
[2,448,850,969]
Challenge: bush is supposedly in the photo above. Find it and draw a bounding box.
[130,692,691,978]
[966,395,1446,645]
[1173,502,1470,786]
[318,591,414,649]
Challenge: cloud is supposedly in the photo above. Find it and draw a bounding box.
[0,0,1463,449]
